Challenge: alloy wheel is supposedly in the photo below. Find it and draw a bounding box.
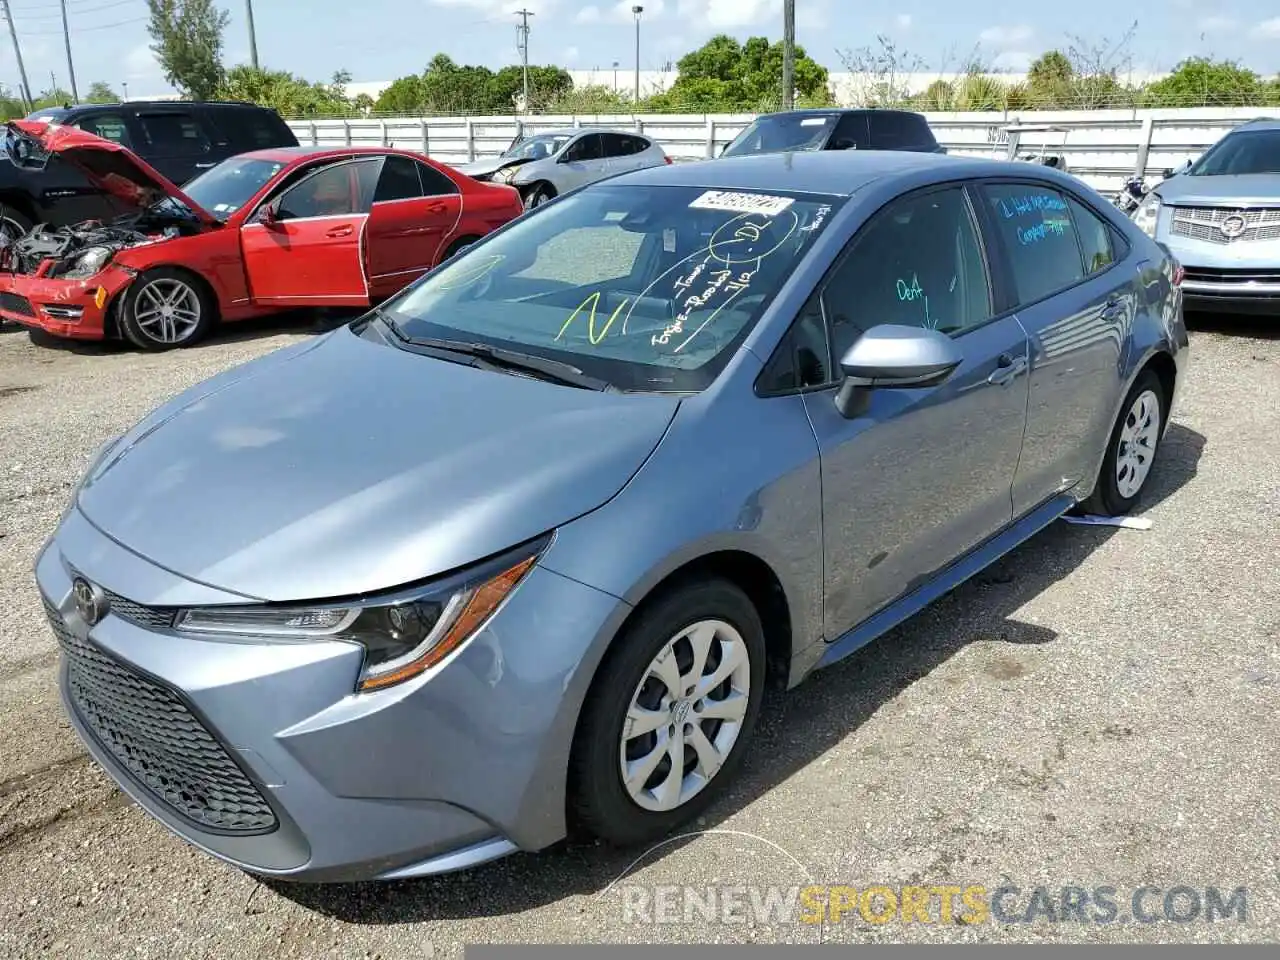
[1115,388,1161,499]
[620,618,752,813]
[133,278,202,345]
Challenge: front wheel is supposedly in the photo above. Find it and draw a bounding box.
[523,184,553,210]
[118,268,215,351]
[569,579,766,847]
[1083,369,1165,516]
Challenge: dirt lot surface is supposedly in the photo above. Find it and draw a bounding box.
[1,313,1277,957]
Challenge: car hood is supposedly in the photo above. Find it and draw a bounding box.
[1154,173,1280,208]
[4,120,218,226]
[75,325,679,602]
[454,156,533,177]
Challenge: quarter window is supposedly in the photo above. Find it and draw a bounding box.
[416,160,460,196]
[1067,196,1116,275]
[982,183,1085,304]
[821,186,993,361]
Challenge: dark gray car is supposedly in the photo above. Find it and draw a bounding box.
[35,151,1188,883]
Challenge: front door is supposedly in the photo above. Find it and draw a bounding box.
[364,155,462,299]
[241,158,378,307]
[556,133,607,191]
[801,184,1031,639]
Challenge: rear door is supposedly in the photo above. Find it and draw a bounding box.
[364,154,462,299]
[975,181,1135,515]
[556,133,606,190]
[241,158,378,306]
[130,108,219,184]
[600,132,651,174]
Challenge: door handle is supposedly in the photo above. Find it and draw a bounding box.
[426,203,447,215]
[987,353,1028,386]
[325,225,354,238]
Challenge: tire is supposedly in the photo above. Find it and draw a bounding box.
[523,183,553,211]
[569,578,767,847]
[1082,368,1166,516]
[118,268,216,351]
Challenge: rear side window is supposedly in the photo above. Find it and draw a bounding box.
[74,113,131,147]
[1067,196,1116,274]
[214,108,295,149]
[137,112,210,153]
[373,155,423,202]
[981,183,1085,305]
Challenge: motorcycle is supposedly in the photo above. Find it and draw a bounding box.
[1113,175,1150,216]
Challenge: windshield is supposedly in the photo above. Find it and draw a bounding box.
[722,115,836,157]
[378,184,842,392]
[503,134,572,161]
[182,157,285,218]
[1188,130,1280,177]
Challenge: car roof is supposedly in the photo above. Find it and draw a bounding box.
[608,150,1017,196]
[755,107,924,119]
[1236,117,1280,131]
[525,127,640,137]
[30,100,272,116]
[236,145,425,163]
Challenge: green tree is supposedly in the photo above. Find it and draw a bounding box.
[34,87,74,109]
[0,84,24,119]
[1027,50,1073,107]
[488,65,572,111]
[85,81,119,103]
[215,65,354,116]
[1141,57,1263,107]
[671,34,830,110]
[419,55,493,113]
[146,0,229,100]
[545,83,627,114]
[374,74,427,114]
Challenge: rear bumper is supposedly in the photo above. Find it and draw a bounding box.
[0,266,132,338]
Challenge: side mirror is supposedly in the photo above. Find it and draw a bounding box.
[834,324,963,418]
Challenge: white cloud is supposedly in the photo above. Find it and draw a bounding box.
[575,4,600,22]
[1197,16,1236,33]
[674,0,775,28]
[992,50,1034,71]
[564,45,580,61]
[428,0,558,14]
[979,24,1034,47]
[614,0,666,20]
[125,43,161,82]
[895,14,913,30]
[1258,17,1280,37]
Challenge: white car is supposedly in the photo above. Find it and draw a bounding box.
[455,128,670,209]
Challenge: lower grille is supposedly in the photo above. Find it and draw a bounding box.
[1183,267,1280,285]
[43,597,277,835]
[0,290,35,316]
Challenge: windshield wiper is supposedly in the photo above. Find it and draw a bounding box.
[376,314,612,391]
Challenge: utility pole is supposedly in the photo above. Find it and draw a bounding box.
[781,0,795,109]
[245,0,259,69]
[632,5,643,104]
[515,9,533,113]
[1,0,32,110]
[59,0,78,102]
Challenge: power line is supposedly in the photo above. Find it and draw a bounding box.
[514,8,533,112]
[0,0,33,109]
[18,14,145,33]
[9,0,139,19]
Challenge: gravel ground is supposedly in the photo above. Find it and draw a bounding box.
[0,312,1277,957]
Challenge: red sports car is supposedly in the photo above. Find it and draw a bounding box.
[0,121,523,349]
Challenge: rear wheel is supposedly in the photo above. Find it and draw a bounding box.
[569,578,766,846]
[523,183,554,210]
[119,268,216,351]
[1083,369,1166,516]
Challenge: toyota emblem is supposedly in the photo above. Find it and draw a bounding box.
[1220,214,1247,239]
[72,577,106,626]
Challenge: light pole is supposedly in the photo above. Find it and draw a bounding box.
[632,6,643,104]
[612,60,619,93]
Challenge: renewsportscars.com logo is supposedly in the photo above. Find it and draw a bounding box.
[620,884,1249,926]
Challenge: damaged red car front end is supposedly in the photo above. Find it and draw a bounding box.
[0,120,215,339]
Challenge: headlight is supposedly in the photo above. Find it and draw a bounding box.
[1132,193,1161,237]
[173,536,548,692]
[494,166,519,183]
[68,245,114,278]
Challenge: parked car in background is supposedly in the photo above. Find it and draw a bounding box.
[454,128,670,209]
[1130,117,1280,314]
[0,101,298,238]
[0,122,522,349]
[719,108,945,157]
[35,150,1186,883]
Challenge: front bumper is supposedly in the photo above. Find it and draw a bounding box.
[35,506,624,882]
[1160,223,1280,315]
[0,265,132,339]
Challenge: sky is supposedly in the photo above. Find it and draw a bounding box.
[2,0,1278,100]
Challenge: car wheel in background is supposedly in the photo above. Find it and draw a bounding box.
[1083,368,1166,516]
[569,578,766,847]
[118,268,216,351]
[523,184,553,210]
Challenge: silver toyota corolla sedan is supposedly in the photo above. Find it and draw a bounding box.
[36,151,1188,883]
[1132,117,1280,314]
[454,128,670,209]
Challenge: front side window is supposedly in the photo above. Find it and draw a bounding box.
[822,186,993,361]
[379,185,843,392]
[183,157,285,218]
[276,161,376,219]
[75,114,131,147]
[1188,129,1280,177]
[982,183,1085,305]
[564,134,604,162]
[504,134,572,160]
